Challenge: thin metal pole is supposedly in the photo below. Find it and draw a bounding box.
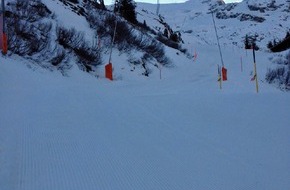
[156,0,160,15]
[240,56,243,72]
[218,65,222,89]
[211,12,224,67]
[108,0,119,64]
[252,45,259,93]
[108,18,118,63]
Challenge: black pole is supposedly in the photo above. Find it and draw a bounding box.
[252,43,256,63]
[252,42,259,93]
[1,0,4,33]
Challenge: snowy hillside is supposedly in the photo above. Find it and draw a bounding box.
[137,0,290,49]
[1,1,290,190]
[3,0,289,78]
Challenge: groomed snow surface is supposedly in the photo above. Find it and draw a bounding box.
[1,44,290,190]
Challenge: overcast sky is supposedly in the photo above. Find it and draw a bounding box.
[104,0,243,5]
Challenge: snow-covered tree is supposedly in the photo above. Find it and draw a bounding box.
[114,0,137,24]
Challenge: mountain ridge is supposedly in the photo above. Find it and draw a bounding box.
[137,0,289,49]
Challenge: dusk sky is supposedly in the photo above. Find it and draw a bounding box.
[104,0,243,5]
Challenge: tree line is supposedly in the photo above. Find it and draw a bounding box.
[267,31,290,52]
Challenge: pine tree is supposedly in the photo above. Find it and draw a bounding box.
[143,20,147,27]
[114,0,137,24]
[163,28,168,38]
[267,41,273,49]
[244,35,251,49]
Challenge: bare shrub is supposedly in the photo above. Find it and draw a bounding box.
[266,50,290,91]
[6,0,52,56]
[56,26,102,71]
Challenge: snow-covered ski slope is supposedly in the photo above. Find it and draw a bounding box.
[1,47,290,190]
[1,0,290,190]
